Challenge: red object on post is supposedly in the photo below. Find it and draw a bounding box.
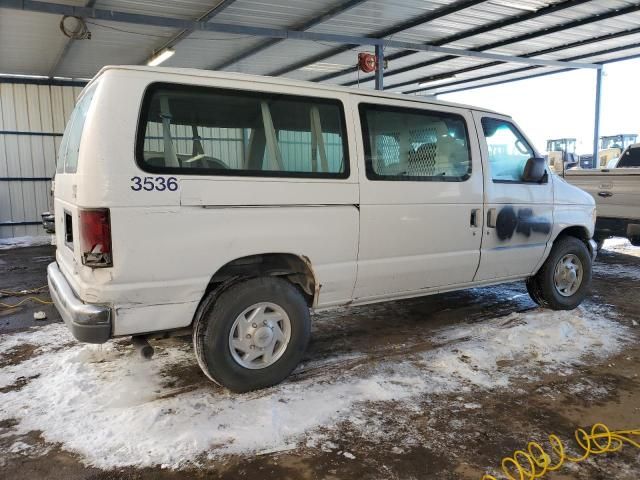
[357,52,377,73]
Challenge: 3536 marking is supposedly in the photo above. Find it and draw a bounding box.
[130,176,178,192]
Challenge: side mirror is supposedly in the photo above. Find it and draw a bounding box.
[522,156,547,183]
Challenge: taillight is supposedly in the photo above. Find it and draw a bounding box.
[79,208,112,268]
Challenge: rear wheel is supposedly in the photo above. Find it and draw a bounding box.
[525,236,592,310]
[193,277,311,392]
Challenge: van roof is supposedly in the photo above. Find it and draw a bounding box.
[90,65,505,117]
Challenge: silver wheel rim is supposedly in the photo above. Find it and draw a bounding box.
[228,302,291,370]
[553,253,583,297]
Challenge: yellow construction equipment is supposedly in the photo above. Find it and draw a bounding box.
[597,134,637,167]
[546,138,578,173]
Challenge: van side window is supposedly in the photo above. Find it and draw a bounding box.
[482,118,536,183]
[57,84,97,173]
[359,103,471,181]
[136,84,348,178]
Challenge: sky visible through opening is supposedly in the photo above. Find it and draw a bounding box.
[440,58,640,156]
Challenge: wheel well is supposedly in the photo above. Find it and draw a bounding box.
[205,253,317,307]
[557,226,590,243]
[556,226,594,256]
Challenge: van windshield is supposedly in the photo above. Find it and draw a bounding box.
[56,83,97,174]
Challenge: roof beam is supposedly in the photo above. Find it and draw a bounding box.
[430,42,640,96]
[319,0,591,84]
[211,0,368,71]
[48,0,96,77]
[267,0,487,77]
[402,26,640,94]
[0,0,599,71]
[344,2,640,88]
[143,0,237,64]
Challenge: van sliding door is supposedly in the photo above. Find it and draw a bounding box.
[353,100,483,301]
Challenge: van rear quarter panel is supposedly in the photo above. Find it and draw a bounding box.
[62,70,360,336]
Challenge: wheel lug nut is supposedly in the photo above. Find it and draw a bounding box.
[252,323,257,328]
[250,345,255,349]
[263,320,268,326]
[246,334,251,339]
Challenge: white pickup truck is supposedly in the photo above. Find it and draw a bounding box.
[565,143,640,247]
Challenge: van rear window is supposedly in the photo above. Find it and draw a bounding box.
[136,83,349,178]
[56,83,97,173]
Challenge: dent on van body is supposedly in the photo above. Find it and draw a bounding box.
[105,204,358,335]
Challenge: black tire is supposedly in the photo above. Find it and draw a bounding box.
[525,236,592,310]
[193,277,311,393]
[593,235,607,251]
[525,276,547,307]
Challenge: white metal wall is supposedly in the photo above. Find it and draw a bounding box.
[0,82,82,239]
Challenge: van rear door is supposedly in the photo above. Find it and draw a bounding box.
[53,83,98,276]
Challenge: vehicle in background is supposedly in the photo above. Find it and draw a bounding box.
[41,177,56,234]
[578,153,595,169]
[596,133,637,168]
[564,143,640,247]
[47,66,597,392]
[546,138,579,173]
[616,143,640,168]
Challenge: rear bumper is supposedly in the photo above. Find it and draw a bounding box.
[47,262,111,344]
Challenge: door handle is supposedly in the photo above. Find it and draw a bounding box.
[487,208,497,228]
[598,191,613,198]
[470,208,480,227]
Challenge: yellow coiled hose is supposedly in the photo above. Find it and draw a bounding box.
[482,423,640,480]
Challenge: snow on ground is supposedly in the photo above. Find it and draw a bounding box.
[593,262,640,281]
[0,235,52,250]
[0,307,631,470]
[592,238,640,279]
[602,237,640,257]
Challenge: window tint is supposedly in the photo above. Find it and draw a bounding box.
[482,118,535,183]
[137,84,348,178]
[57,84,97,173]
[617,147,640,167]
[359,104,471,181]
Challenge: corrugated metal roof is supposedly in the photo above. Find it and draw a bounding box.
[0,0,639,93]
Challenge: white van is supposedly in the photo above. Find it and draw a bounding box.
[48,66,597,392]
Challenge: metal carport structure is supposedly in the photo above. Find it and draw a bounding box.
[1,0,639,235]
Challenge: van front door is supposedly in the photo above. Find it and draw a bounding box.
[353,100,483,301]
[473,114,553,281]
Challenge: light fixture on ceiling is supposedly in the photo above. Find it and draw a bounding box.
[418,74,457,87]
[147,48,175,67]
[301,62,351,72]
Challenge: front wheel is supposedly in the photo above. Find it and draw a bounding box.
[193,277,311,393]
[526,236,592,310]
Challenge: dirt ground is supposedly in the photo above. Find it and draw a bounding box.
[0,243,638,480]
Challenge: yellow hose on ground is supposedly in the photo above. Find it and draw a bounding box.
[0,296,53,308]
[0,285,48,296]
[0,285,52,308]
[482,424,640,480]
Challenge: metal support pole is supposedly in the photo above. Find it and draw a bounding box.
[375,44,384,90]
[592,67,603,167]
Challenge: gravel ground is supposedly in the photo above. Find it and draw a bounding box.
[0,241,638,480]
